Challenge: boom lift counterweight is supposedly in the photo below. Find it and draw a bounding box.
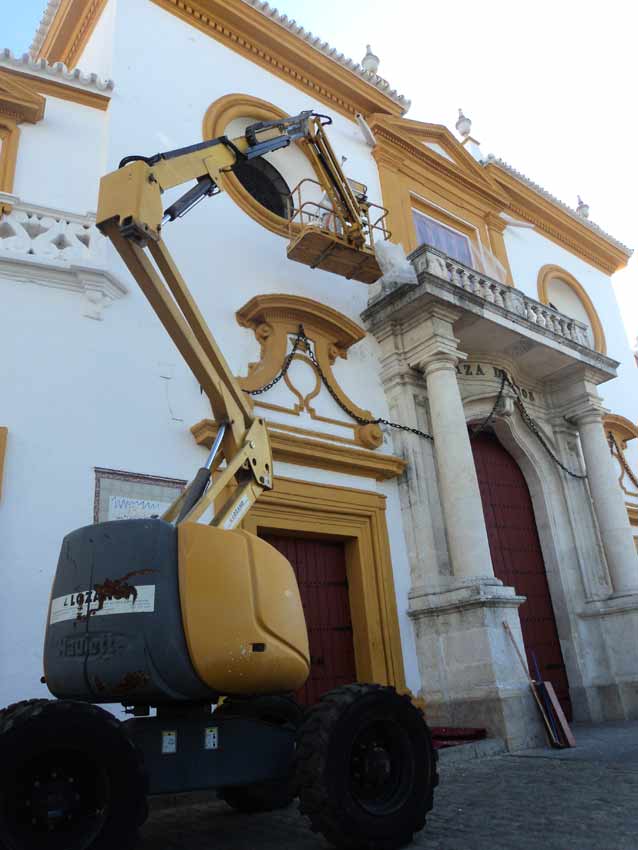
[0,110,436,850]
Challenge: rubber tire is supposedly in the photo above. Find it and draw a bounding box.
[216,695,303,813]
[295,684,438,850]
[0,699,147,850]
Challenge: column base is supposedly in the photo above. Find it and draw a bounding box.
[409,579,547,751]
[579,592,638,720]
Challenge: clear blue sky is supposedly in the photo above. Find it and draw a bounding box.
[4,0,48,54]
[3,0,637,344]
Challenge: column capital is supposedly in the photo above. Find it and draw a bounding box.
[572,407,606,427]
[421,350,464,377]
[555,390,608,427]
[405,302,465,373]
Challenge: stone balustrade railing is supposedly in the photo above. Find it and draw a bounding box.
[0,193,126,319]
[0,194,106,266]
[411,245,593,350]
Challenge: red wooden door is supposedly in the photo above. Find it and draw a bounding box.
[470,431,572,719]
[261,535,357,705]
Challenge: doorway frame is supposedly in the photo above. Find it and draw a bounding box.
[243,476,407,693]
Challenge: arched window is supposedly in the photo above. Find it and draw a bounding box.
[202,93,317,237]
[537,265,606,354]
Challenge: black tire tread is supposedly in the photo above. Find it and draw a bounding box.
[295,684,438,850]
[0,699,147,850]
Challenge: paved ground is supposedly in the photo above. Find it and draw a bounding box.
[141,722,638,849]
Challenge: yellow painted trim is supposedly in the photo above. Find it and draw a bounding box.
[537,265,607,354]
[149,0,403,120]
[0,120,20,204]
[0,70,46,124]
[370,115,515,285]
[604,414,638,448]
[203,93,318,239]
[1,69,109,111]
[0,70,46,207]
[35,0,108,69]
[236,293,383,449]
[191,418,406,481]
[243,475,407,691]
[487,164,629,275]
[0,427,6,501]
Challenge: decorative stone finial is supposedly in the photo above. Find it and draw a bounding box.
[456,108,471,138]
[361,45,380,74]
[576,195,590,219]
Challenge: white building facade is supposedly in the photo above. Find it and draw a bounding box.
[1,0,637,750]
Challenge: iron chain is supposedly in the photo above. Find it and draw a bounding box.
[608,431,638,491]
[246,329,303,395]
[246,324,590,478]
[470,371,506,440]
[247,325,434,441]
[502,375,587,480]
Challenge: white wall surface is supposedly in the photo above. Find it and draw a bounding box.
[504,224,638,429]
[77,0,117,80]
[0,0,417,708]
[13,96,108,214]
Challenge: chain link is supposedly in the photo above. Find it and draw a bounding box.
[246,329,303,395]
[245,324,595,479]
[608,431,638,491]
[470,371,506,440]
[247,324,434,441]
[501,375,587,480]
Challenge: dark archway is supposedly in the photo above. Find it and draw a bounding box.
[470,430,572,719]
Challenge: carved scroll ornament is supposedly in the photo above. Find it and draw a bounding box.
[236,294,383,450]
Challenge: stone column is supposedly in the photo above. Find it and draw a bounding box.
[576,408,638,595]
[413,306,495,580]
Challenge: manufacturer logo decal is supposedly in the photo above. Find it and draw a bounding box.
[50,586,155,625]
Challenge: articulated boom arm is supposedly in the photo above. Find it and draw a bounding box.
[96,110,365,529]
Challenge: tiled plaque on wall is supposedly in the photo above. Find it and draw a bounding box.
[94,467,187,523]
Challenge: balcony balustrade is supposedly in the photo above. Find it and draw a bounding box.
[409,244,593,351]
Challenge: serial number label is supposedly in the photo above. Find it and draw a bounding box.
[49,586,156,625]
[222,494,251,530]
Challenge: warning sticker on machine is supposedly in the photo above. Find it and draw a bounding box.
[49,585,156,625]
[204,726,219,750]
[162,730,177,754]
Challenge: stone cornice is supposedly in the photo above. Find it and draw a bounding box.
[370,118,509,211]
[485,159,631,274]
[33,0,408,119]
[148,0,408,119]
[191,418,406,480]
[31,0,108,71]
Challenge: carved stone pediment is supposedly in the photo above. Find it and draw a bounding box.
[236,294,383,450]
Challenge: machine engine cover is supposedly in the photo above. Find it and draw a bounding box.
[178,523,310,694]
[43,519,310,703]
[44,519,211,703]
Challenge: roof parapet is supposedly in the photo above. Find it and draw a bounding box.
[241,0,411,113]
[1,47,114,94]
[485,155,632,257]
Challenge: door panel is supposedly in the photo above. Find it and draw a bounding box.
[470,431,572,719]
[261,535,356,705]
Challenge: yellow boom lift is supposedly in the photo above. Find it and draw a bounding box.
[0,111,437,850]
